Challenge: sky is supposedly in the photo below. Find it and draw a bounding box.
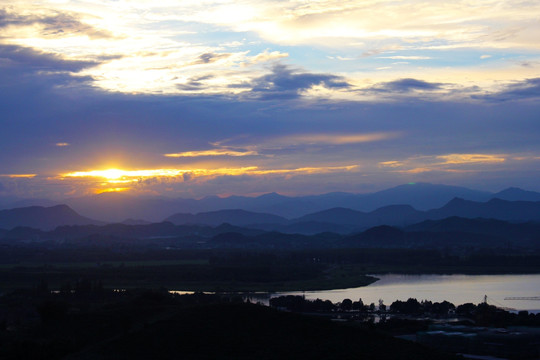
[0,0,539,199]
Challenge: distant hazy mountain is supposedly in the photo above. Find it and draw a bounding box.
[165,209,288,227]
[119,218,152,226]
[253,221,356,235]
[1,221,266,242]
[7,198,60,209]
[3,196,535,235]
[64,193,190,222]
[2,213,538,250]
[356,183,492,211]
[0,196,20,210]
[60,183,504,222]
[161,198,540,235]
[0,204,103,230]
[294,207,367,225]
[291,205,423,229]
[427,198,540,222]
[405,216,540,239]
[491,187,540,202]
[0,196,60,210]
[244,183,493,215]
[3,183,535,223]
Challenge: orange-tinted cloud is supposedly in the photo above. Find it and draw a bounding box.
[60,164,359,194]
[436,153,506,165]
[0,174,37,178]
[164,149,258,158]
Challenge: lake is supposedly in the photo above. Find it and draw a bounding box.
[264,274,540,312]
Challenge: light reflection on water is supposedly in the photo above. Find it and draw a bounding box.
[264,274,540,312]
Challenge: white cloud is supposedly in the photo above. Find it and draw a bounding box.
[3,0,540,97]
[378,56,432,60]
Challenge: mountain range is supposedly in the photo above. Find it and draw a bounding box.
[2,196,540,235]
[0,204,103,231]
[2,183,539,222]
[2,215,539,251]
[165,198,540,234]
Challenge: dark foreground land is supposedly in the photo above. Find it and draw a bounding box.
[1,247,540,292]
[1,245,539,359]
[0,289,461,360]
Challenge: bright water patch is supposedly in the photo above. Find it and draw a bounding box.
[270,274,540,311]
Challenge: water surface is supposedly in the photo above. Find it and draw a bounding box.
[269,274,540,311]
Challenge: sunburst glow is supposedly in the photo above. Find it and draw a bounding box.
[63,165,358,181]
[59,165,359,195]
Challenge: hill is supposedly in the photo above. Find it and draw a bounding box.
[491,187,540,201]
[165,209,288,227]
[58,183,502,221]
[427,198,540,222]
[355,182,491,211]
[0,204,103,230]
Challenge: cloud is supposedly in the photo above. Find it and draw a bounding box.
[378,56,432,60]
[243,50,289,66]
[436,153,506,165]
[0,44,99,107]
[0,44,98,73]
[270,133,399,147]
[480,78,540,102]
[60,166,359,182]
[244,64,350,100]
[368,78,443,93]
[55,142,70,147]
[378,153,508,175]
[189,52,231,66]
[0,8,112,39]
[164,149,258,158]
[209,132,400,156]
[0,174,37,178]
[379,161,403,168]
[59,165,359,195]
[177,75,214,91]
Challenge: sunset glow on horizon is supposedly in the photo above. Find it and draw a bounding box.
[0,0,539,200]
[57,165,361,196]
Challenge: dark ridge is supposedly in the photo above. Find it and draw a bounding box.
[0,204,103,230]
[165,209,288,226]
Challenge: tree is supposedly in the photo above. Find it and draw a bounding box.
[352,298,365,311]
[378,299,386,312]
[340,298,353,311]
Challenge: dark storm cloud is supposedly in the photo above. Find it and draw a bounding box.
[367,78,443,93]
[243,64,350,100]
[477,78,540,102]
[0,44,98,103]
[0,8,112,39]
[0,44,98,72]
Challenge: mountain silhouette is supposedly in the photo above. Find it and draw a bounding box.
[161,198,540,235]
[3,183,539,224]
[165,209,288,227]
[428,198,540,221]
[54,182,497,221]
[491,187,540,202]
[0,204,103,230]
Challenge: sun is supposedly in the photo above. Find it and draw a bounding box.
[98,169,125,180]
